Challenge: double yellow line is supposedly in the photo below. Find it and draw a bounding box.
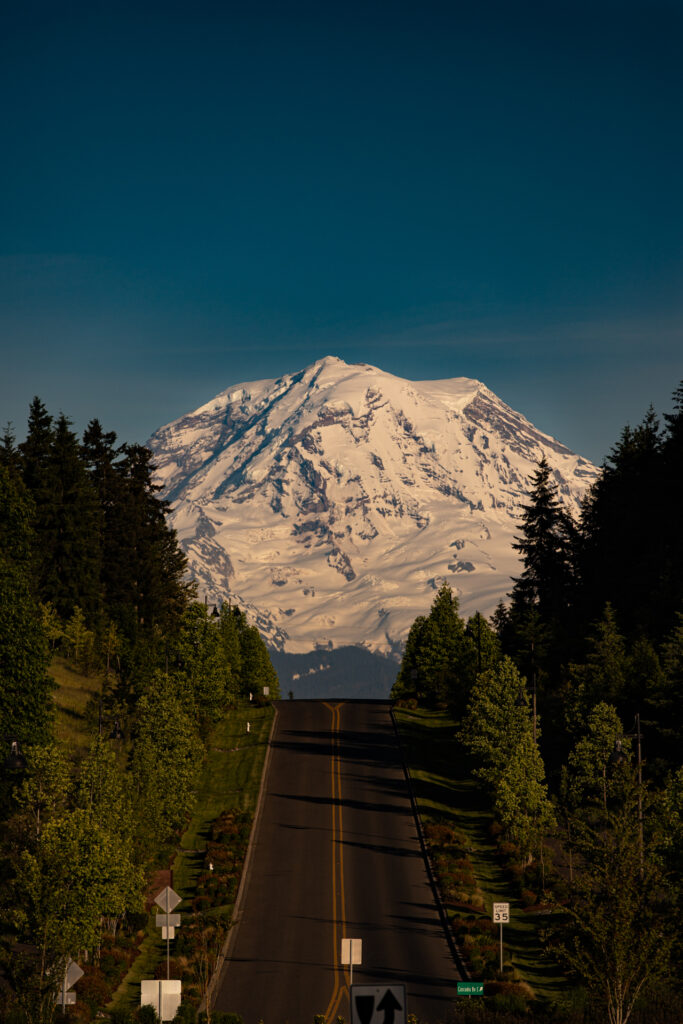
[323,702,348,1022]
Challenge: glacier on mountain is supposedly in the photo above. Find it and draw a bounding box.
[148,356,598,656]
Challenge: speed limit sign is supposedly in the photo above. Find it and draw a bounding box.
[493,902,510,923]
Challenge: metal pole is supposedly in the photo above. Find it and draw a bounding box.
[499,922,503,972]
[166,889,170,981]
[636,713,644,876]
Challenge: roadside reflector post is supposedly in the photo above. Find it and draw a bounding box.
[493,903,510,972]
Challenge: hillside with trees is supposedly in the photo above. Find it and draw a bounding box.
[0,400,279,1023]
[392,381,683,1024]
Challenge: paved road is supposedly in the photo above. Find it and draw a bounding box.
[213,700,461,1023]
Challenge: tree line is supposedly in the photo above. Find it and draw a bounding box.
[0,398,279,1022]
[392,380,683,1024]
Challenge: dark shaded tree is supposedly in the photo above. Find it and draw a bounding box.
[0,466,54,745]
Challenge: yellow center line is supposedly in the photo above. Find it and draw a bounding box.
[323,702,347,1022]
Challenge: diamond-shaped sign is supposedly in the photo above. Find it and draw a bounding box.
[65,959,84,989]
[154,886,181,913]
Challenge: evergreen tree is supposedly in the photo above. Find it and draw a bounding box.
[494,732,556,867]
[565,605,630,733]
[0,466,54,745]
[465,612,501,675]
[579,408,665,639]
[661,382,683,627]
[511,457,576,625]
[42,414,103,620]
[18,397,53,500]
[238,622,280,700]
[390,585,470,709]
[565,702,626,813]
[218,603,243,700]
[0,423,19,472]
[458,657,534,791]
[106,444,194,639]
[391,615,427,703]
[171,602,232,725]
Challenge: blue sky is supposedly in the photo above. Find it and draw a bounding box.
[1,0,681,465]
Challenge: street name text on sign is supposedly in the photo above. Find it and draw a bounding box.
[457,982,484,996]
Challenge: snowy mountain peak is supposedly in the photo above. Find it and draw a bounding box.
[148,358,598,655]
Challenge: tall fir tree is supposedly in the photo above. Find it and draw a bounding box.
[0,466,54,745]
[579,408,665,640]
[38,414,103,621]
[511,457,576,624]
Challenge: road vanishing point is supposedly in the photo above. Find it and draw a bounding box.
[213,699,463,1023]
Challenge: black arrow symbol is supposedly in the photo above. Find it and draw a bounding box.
[377,989,402,1024]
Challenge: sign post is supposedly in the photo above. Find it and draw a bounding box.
[492,903,510,972]
[57,959,83,1010]
[154,886,182,980]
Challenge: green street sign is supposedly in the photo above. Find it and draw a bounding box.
[457,982,484,996]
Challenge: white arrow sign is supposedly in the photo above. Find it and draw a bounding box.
[350,985,406,1024]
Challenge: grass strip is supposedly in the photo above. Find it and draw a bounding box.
[394,706,566,1004]
[109,702,273,1013]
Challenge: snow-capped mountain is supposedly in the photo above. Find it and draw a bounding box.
[148,356,598,656]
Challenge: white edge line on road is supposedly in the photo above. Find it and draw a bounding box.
[389,704,470,982]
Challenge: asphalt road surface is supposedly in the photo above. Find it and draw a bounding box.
[213,700,462,1024]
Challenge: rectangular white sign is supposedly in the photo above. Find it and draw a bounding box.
[341,937,362,965]
[493,902,510,923]
[141,980,181,1022]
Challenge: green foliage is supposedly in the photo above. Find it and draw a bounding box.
[565,702,625,811]
[511,456,576,624]
[0,465,54,746]
[494,733,556,864]
[553,782,674,1024]
[12,806,142,967]
[391,584,480,711]
[62,604,96,674]
[14,743,71,840]
[131,672,203,844]
[458,657,534,790]
[566,605,630,726]
[238,620,280,700]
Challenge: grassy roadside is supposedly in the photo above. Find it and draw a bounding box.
[109,703,274,1013]
[394,706,566,1005]
[50,654,275,1015]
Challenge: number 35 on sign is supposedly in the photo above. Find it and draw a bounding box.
[493,903,510,923]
